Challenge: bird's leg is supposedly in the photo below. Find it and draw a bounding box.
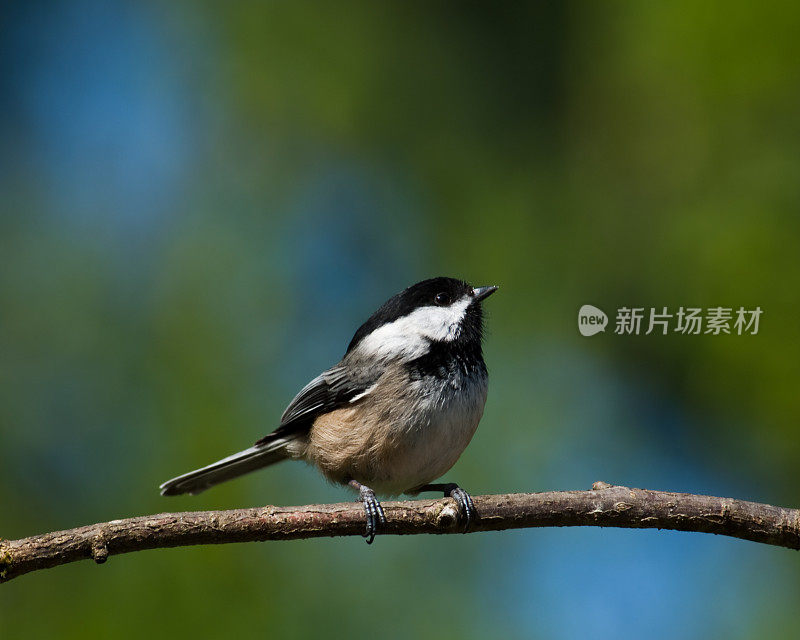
[348,479,386,544]
[414,483,475,531]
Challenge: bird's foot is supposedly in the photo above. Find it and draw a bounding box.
[415,482,476,531]
[349,480,386,544]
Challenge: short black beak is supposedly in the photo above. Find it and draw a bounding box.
[471,285,499,302]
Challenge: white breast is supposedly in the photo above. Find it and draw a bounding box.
[366,373,488,495]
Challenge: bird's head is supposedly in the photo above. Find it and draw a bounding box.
[346,277,498,360]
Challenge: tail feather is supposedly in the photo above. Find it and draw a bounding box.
[159,439,290,496]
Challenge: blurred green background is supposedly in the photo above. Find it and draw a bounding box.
[2,1,800,638]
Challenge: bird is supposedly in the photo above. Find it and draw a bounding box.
[159,277,498,543]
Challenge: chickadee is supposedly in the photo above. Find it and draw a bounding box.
[160,277,498,543]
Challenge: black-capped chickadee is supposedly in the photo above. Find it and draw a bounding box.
[160,277,498,543]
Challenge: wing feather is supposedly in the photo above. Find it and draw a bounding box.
[279,366,358,426]
[255,365,376,446]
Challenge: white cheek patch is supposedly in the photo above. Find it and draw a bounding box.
[355,296,471,360]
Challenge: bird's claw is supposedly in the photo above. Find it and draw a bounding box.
[358,486,386,544]
[445,484,475,531]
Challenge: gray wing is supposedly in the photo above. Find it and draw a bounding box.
[279,365,367,426]
[255,364,376,445]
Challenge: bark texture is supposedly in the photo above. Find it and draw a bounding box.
[2,483,799,583]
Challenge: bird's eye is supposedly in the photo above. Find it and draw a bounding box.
[434,292,450,306]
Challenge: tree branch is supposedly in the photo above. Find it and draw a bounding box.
[2,483,799,583]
